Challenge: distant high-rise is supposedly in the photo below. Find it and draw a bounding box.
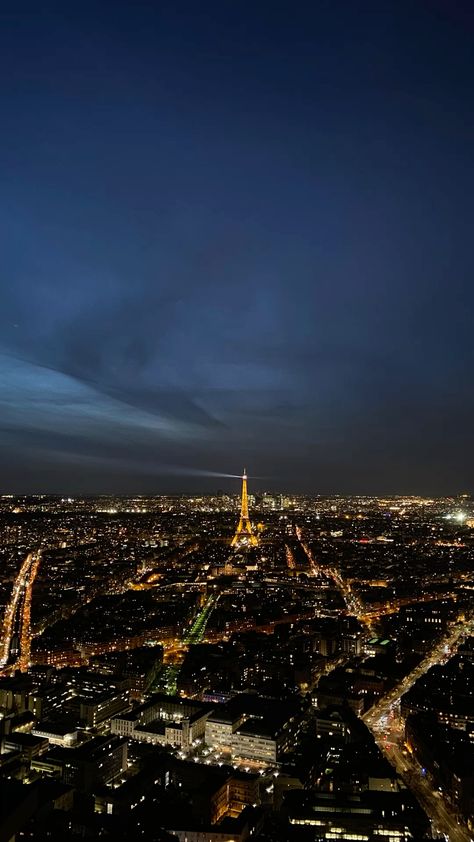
[231,469,258,548]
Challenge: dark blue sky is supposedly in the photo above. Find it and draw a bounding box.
[1,1,473,494]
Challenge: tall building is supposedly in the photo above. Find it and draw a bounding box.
[231,470,258,548]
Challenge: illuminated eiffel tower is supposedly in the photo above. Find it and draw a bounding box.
[231,469,258,548]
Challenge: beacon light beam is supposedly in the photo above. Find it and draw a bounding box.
[155,466,243,479]
[154,466,269,480]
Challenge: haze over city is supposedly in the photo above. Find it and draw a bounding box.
[1,1,474,494]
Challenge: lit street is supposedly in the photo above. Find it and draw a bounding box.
[364,620,473,842]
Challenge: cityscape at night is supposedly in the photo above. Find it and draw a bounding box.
[0,478,473,840]
[1,1,474,840]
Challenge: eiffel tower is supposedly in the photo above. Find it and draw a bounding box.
[231,469,258,548]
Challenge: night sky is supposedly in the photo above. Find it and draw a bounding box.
[1,1,474,495]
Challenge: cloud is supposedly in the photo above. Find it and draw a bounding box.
[0,353,209,448]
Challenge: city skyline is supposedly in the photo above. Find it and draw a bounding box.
[1,2,474,494]
[0,488,472,840]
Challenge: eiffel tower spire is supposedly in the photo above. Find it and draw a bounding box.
[231,469,258,548]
